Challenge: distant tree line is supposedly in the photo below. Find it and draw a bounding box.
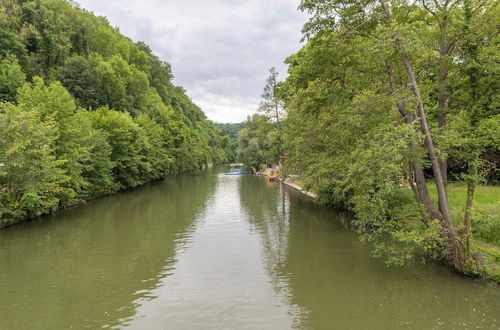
[214,122,245,162]
[214,122,245,143]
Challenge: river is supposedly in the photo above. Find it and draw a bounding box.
[0,167,498,329]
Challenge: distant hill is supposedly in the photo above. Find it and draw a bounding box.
[214,122,245,142]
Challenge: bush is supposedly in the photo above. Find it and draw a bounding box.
[472,210,500,244]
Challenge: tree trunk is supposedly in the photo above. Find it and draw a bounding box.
[407,165,429,225]
[379,0,463,267]
[463,156,477,261]
[387,66,442,221]
[460,0,482,266]
[438,20,450,189]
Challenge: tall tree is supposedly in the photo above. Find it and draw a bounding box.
[258,67,285,127]
[294,0,499,271]
[0,102,66,219]
[421,0,460,187]
[237,114,276,170]
[258,67,286,163]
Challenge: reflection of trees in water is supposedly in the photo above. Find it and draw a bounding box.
[238,176,307,327]
[280,199,500,329]
[239,176,500,330]
[241,177,363,329]
[238,177,360,328]
[239,177,289,267]
[0,169,218,329]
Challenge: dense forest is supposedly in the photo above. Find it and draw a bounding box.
[0,0,233,226]
[214,122,244,161]
[214,122,245,143]
[239,0,499,279]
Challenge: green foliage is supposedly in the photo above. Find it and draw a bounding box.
[76,110,115,198]
[0,27,27,66]
[0,54,25,102]
[135,113,174,180]
[214,122,243,162]
[0,102,66,220]
[249,0,500,275]
[258,67,285,125]
[56,55,105,109]
[473,240,500,281]
[237,114,279,170]
[373,219,445,266]
[214,122,244,142]
[89,107,149,189]
[472,210,500,245]
[0,0,233,225]
[17,77,87,204]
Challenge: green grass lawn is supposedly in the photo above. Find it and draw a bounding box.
[428,182,500,281]
[428,182,500,215]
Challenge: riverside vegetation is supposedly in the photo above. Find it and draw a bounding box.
[238,0,499,280]
[0,0,234,227]
[1,0,498,281]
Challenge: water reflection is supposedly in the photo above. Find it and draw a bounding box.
[238,177,309,330]
[0,170,217,329]
[125,172,292,329]
[0,169,498,329]
[238,175,500,330]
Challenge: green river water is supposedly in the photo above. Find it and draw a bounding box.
[0,167,498,329]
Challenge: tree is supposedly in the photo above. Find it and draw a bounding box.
[258,67,285,127]
[74,109,115,198]
[258,67,286,162]
[0,102,66,220]
[0,0,234,226]
[418,0,463,187]
[135,113,173,180]
[0,27,27,68]
[214,122,245,142]
[442,0,500,261]
[0,54,25,102]
[237,114,275,170]
[89,106,149,189]
[289,0,498,272]
[57,55,105,109]
[16,77,105,205]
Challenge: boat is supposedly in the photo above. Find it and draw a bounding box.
[267,174,278,182]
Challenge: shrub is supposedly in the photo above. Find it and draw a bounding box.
[472,210,500,244]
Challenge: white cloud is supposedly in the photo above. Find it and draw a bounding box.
[76,0,307,122]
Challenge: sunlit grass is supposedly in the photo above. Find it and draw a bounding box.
[427,182,500,215]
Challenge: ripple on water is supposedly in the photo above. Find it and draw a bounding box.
[0,168,498,330]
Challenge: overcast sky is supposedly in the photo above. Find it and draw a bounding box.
[76,0,308,123]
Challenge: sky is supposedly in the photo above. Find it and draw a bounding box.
[76,0,309,123]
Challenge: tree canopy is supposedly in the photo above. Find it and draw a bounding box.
[0,0,233,225]
[238,0,499,277]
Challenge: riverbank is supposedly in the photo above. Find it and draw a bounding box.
[0,183,143,230]
[2,167,498,328]
[435,183,499,282]
[278,177,318,199]
[0,166,220,230]
[279,175,499,282]
[397,182,500,281]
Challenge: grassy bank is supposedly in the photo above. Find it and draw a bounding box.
[428,183,500,216]
[428,183,500,281]
[397,182,499,280]
[287,176,499,281]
